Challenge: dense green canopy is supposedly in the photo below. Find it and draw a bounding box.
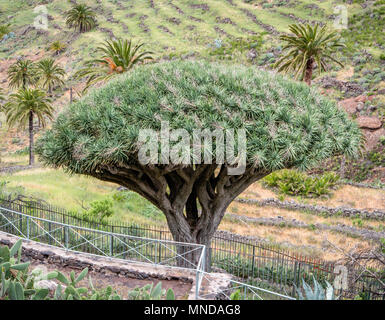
[36,60,361,174]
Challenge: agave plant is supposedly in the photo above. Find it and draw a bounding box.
[49,41,67,55]
[75,38,153,92]
[295,276,337,300]
[7,59,38,89]
[36,58,66,95]
[65,4,97,33]
[274,23,345,85]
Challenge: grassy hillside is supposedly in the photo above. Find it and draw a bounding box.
[0,1,383,68]
[0,0,384,109]
[1,0,385,260]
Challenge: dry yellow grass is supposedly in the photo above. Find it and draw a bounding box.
[220,181,385,261]
[336,66,354,81]
[219,218,374,261]
[228,202,384,230]
[243,182,385,211]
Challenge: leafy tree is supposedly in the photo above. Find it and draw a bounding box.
[7,59,38,89]
[65,4,97,33]
[75,38,153,92]
[274,23,345,85]
[86,199,114,221]
[36,61,361,266]
[4,89,53,165]
[36,58,66,95]
[49,41,66,55]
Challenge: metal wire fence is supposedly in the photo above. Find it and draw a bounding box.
[0,204,207,299]
[0,197,384,300]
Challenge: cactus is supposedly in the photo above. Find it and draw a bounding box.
[1,240,175,300]
[128,282,175,300]
[54,268,93,300]
[0,239,55,300]
[88,276,122,300]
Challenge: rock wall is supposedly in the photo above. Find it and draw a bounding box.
[0,232,232,300]
[236,197,385,220]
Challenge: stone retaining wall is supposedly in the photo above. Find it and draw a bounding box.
[0,231,232,300]
[226,213,385,241]
[236,197,385,220]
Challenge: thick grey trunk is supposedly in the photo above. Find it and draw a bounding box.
[90,165,268,273]
[165,206,222,272]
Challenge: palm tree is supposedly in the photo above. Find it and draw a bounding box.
[274,23,345,85]
[75,38,153,92]
[7,59,38,89]
[36,58,66,95]
[65,4,97,33]
[49,41,66,55]
[4,89,53,165]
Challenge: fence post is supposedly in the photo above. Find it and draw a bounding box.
[19,216,23,237]
[65,226,69,249]
[158,231,162,263]
[48,222,52,245]
[26,217,30,239]
[292,261,298,297]
[251,245,256,278]
[110,234,114,257]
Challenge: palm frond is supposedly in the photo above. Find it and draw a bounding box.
[275,23,345,83]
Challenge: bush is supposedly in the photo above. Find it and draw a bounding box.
[111,190,131,203]
[0,24,10,38]
[85,199,114,220]
[263,170,340,197]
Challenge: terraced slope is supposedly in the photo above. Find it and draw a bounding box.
[0,1,383,64]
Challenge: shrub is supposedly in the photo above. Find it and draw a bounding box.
[111,190,131,203]
[0,24,10,38]
[85,199,114,220]
[263,170,340,197]
[49,41,66,55]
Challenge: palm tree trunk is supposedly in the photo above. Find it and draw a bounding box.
[29,111,34,166]
[304,58,314,86]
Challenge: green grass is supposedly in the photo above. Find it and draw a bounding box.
[1,0,383,96]
[1,167,166,226]
[0,0,377,60]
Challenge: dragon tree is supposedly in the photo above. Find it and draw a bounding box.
[36,61,361,266]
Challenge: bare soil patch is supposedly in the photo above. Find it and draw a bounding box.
[31,261,192,299]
